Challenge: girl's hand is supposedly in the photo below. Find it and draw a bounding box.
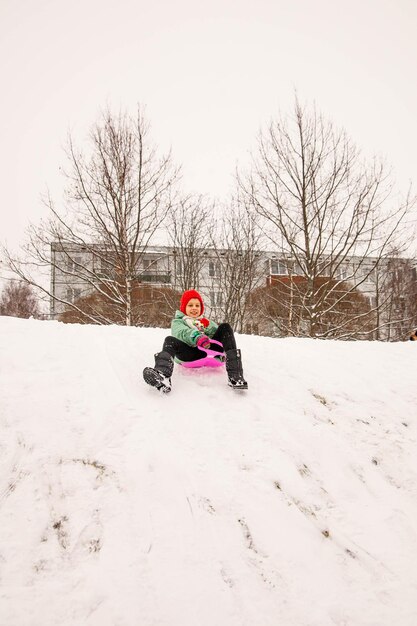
[197,334,211,349]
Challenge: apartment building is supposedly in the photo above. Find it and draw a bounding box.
[50,243,389,313]
[50,243,228,319]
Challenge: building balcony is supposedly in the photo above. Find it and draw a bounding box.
[138,272,171,284]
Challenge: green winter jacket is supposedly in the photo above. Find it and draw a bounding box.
[171,310,218,347]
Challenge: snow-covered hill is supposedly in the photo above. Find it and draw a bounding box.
[0,317,416,626]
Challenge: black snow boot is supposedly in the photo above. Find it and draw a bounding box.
[143,351,174,394]
[225,348,248,390]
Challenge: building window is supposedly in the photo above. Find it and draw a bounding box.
[270,258,303,275]
[270,260,288,275]
[210,291,223,307]
[144,258,158,271]
[66,287,82,303]
[209,261,221,278]
[66,255,82,272]
[317,259,330,276]
[336,265,349,280]
[93,256,102,272]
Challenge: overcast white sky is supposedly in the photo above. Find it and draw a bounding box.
[0,0,416,256]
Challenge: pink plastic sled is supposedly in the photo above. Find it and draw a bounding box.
[180,339,225,368]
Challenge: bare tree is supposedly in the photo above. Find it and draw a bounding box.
[209,202,264,332]
[3,106,180,325]
[167,195,213,292]
[0,281,41,318]
[238,98,415,339]
[373,256,417,340]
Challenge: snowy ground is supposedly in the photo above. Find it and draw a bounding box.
[0,316,417,626]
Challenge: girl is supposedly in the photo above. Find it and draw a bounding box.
[143,289,248,393]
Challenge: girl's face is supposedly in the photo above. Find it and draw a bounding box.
[185,298,201,318]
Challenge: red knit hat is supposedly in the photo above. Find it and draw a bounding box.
[180,289,204,315]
